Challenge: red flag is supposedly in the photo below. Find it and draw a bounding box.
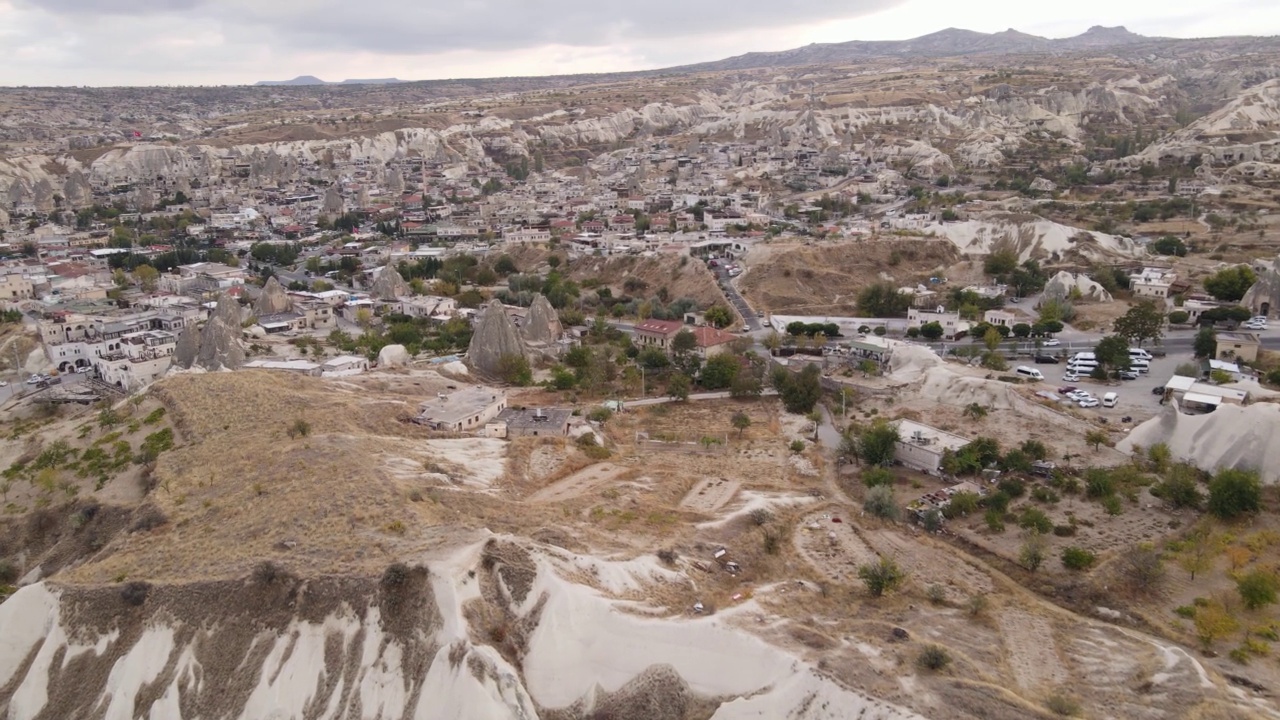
[133,131,142,138]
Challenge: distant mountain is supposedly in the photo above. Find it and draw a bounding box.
[256,76,327,86]
[255,76,407,86]
[674,26,1160,72]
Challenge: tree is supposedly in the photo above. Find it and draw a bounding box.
[1094,334,1131,374]
[863,467,894,487]
[776,364,822,414]
[731,411,751,438]
[853,419,900,467]
[1151,236,1188,257]
[919,321,944,340]
[1011,322,1031,338]
[1113,300,1164,347]
[1202,265,1257,302]
[1153,464,1203,509]
[863,485,900,520]
[983,327,1002,351]
[1207,467,1261,520]
[671,329,697,355]
[1060,547,1095,573]
[1193,327,1217,358]
[1179,528,1213,581]
[1168,310,1190,325]
[1194,600,1240,649]
[134,264,159,293]
[857,556,905,597]
[638,346,671,370]
[667,374,691,401]
[1084,429,1110,452]
[1020,533,1047,571]
[1237,569,1279,610]
[699,353,740,390]
[963,403,988,420]
[703,305,733,328]
[857,282,912,318]
[983,248,1018,277]
[496,354,532,386]
[1122,543,1165,593]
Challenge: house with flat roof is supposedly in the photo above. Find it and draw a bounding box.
[893,419,971,475]
[489,407,572,438]
[414,386,507,432]
[1129,267,1176,299]
[1216,331,1261,363]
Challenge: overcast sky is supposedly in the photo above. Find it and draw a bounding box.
[1,0,1277,86]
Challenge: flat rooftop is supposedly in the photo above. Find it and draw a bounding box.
[417,386,505,425]
[895,419,971,454]
[496,407,572,430]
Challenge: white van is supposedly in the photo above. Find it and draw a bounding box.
[1130,358,1150,373]
[1068,359,1099,372]
[1128,348,1152,360]
[1015,366,1044,381]
[1103,392,1118,408]
[1072,352,1097,361]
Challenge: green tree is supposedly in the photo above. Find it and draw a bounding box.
[134,264,160,292]
[1113,300,1164,347]
[1151,236,1188,256]
[1202,265,1257,303]
[699,353,740,390]
[984,248,1018,277]
[857,556,905,597]
[1020,533,1047,571]
[1237,569,1279,610]
[703,305,733,328]
[1167,310,1190,325]
[1095,334,1132,374]
[853,419,900,467]
[857,282,912,318]
[1061,546,1097,571]
[731,411,751,438]
[1193,327,1217,358]
[667,373,691,401]
[1011,322,1031,338]
[1085,429,1110,451]
[671,329,697,355]
[1207,467,1261,520]
[495,354,532,386]
[919,321,944,340]
[863,485,900,520]
[776,364,822,414]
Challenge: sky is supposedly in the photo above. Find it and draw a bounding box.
[1,0,1278,86]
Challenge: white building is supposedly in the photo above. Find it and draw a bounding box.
[907,307,964,335]
[893,420,972,475]
[1129,267,1176,299]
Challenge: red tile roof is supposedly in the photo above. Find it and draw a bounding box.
[690,325,738,348]
[634,319,684,335]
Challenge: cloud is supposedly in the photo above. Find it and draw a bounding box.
[17,0,905,55]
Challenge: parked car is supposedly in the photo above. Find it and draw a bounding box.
[1042,339,1061,347]
[1152,386,1166,395]
[1034,354,1060,364]
[1119,370,1140,380]
[1062,372,1082,382]
[1058,386,1078,394]
[1079,398,1100,408]
[26,375,41,385]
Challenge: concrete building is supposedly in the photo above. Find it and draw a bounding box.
[983,310,1018,328]
[321,355,369,376]
[1129,268,1176,299]
[906,308,964,336]
[1216,331,1261,363]
[893,419,971,475]
[489,407,572,438]
[415,386,507,432]
[0,273,34,302]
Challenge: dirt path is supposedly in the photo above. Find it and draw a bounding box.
[679,477,741,513]
[997,606,1069,692]
[528,463,629,503]
[794,510,878,584]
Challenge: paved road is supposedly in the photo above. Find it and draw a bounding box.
[709,264,762,331]
[0,372,89,404]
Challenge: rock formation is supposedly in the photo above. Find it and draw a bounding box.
[467,299,526,377]
[377,344,411,367]
[1242,257,1280,317]
[1043,270,1113,303]
[173,292,246,371]
[254,276,293,316]
[523,293,563,345]
[322,186,345,215]
[370,265,410,300]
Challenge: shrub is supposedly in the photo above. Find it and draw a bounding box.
[789,439,806,453]
[287,418,311,439]
[1208,468,1262,520]
[998,477,1025,498]
[966,594,989,618]
[1101,495,1124,516]
[1238,569,1280,610]
[381,562,411,589]
[926,583,947,604]
[1061,546,1096,571]
[1045,694,1082,717]
[1019,508,1053,534]
[863,467,895,487]
[916,645,951,671]
[858,556,905,597]
[1020,534,1047,571]
[1032,486,1060,504]
[586,407,613,423]
[863,485,900,521]
[748,508,773,526]
[1052,524,1076,537]
[252,561,290,585]
[656,549,678,565]
[120,581,150,607]
[984,508,1005,532]
[142,407,166,425]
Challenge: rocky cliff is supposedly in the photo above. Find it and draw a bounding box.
[467,299,526,377]
[522,293,563,346]
[370,264,411,301]
[173,292,246,371]
[253,276,293,316]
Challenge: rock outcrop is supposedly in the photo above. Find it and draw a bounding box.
[370,265,410,301]
[1043,270,1114,303]
[173,292,246,371]
[467,300,526,377]
[523,293,563,346]
[1243,257,1280,317]
[377,344,411,367]
[254,276,293,316]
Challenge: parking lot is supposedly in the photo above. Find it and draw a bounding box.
[1023,350,1192,425]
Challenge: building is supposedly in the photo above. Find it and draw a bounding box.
[1216,331,1261,363]
[633,319,685,351]
[687,325,739,358]
[414,386,507,432]
[893,419,971,475]
[489,407,572,438]
[1129,268,1176,299]
[1163,374,1250,411]
[0,273,34,302]
[983,310,1018,328]
[906,308,964,336]
[242,359,323,376]
[321,355,369,376]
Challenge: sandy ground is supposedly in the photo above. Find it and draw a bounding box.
[680,478,742,514]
